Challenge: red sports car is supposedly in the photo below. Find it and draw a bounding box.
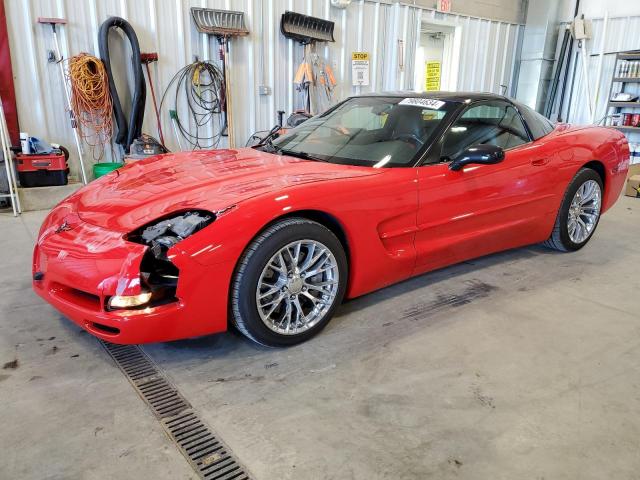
[33,93,629,346]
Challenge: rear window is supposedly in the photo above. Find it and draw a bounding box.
[517,103,555,140]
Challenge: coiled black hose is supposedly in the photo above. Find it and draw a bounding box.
[98,16,146,153]
[159,61,225,149]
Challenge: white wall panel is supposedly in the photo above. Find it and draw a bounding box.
[560,15,640,128]
[5,0,522,179]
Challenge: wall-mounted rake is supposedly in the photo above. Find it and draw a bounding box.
[191,8,249,149]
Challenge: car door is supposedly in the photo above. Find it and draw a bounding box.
[413,100,557,273]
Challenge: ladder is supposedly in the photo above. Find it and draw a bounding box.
[0,93,20,216]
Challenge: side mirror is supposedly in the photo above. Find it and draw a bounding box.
[449,144,505,171]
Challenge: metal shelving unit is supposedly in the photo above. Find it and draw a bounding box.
[609,101,640,108]
[612,78,640,83]
[607,51,640,136]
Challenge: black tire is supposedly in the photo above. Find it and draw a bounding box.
[230,217,348,347]
[543,168,603,252]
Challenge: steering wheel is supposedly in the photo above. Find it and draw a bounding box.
[392,133,425,149]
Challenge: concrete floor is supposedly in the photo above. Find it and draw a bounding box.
[1,196,639,480]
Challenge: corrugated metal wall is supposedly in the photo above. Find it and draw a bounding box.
[560,15,640,128]
[5,0,523,179]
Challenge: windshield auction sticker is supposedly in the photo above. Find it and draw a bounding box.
[399,98,445,110]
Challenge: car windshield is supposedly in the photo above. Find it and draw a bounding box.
[265,96,458,167]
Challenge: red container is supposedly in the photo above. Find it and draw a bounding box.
[623,113,633,126]
[16,152,68,187]
[633,114,640,127]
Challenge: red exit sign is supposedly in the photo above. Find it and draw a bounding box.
[437,0,451,13]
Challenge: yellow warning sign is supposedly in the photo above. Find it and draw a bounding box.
[352,52,370,86]
[425,61,441,91]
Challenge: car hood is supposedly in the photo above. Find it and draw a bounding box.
[73,148,379,232]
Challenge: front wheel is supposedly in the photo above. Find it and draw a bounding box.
[230,218,348,347]
[543,168,603,252]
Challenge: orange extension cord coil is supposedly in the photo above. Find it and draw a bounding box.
[67,53,113,160]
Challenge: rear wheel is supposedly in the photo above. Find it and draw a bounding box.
[543,168,603,252]
[230,218,347,347]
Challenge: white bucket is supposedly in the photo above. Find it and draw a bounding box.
[19,132,30,154]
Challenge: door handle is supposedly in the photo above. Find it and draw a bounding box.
[531,158,550,166]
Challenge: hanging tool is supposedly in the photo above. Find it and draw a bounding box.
[281,12,336,116]
[293,50,336,114]
[315,54,337,104]
[191,7,249,149]
[141,53,165,146]
[293,50,314,112]
[37,17,88,184]
[219,39,232,141]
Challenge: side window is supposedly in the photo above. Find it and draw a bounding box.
[441,102,530,161]
[517,103,555,139]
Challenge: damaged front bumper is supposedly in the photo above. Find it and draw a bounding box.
[32,207,234,344]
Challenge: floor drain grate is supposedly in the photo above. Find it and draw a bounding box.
[101,341,252,480]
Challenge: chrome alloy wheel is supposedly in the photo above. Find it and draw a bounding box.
[256,240,340,335]
[567,179,601,244]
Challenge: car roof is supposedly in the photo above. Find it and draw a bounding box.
[355,91,513,104]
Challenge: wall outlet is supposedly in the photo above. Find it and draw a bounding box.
[258,85,272,95]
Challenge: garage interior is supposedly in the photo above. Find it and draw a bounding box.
[1,0,640,479]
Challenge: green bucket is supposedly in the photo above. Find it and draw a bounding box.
[93,162,124,179]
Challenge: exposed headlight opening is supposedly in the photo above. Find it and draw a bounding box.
[122,210,215,310]
[127,210,215,259]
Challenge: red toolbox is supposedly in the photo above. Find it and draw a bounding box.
[16,152,68,188]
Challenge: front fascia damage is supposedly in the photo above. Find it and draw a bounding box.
[122,210,217,309]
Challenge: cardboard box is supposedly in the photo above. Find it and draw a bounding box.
[629,163,640,179]
[626,175,640,198]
